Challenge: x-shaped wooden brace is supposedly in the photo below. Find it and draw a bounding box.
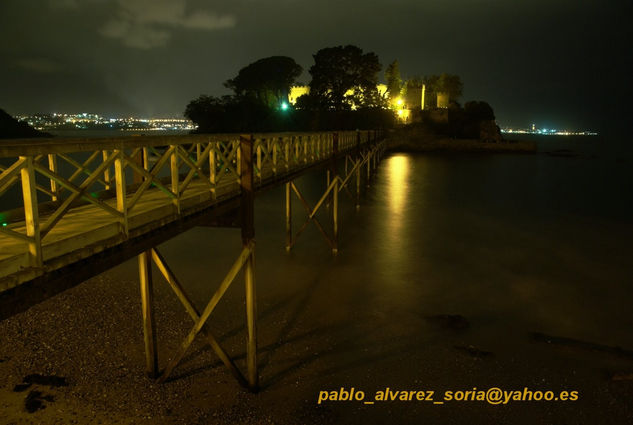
[214,141,240,183]
[338,156,365,203]
[125,152,177,209]
[33,154,121,238]
[254,139,271,180]
[0,156,50,198]
[175,144,214,195]
[0,158,27,197]
[286,179,338,252]
[154,240,255,386]
[58,151,109,191]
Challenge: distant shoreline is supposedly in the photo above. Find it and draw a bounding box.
[386,129,537,154]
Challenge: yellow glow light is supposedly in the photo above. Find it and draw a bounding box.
[387,155,409,215]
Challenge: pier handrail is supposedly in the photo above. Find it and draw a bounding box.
[0,129,382,291]
[0,130,376,157]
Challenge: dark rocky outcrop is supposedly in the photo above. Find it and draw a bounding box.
[0,108,50,139]
[385,124,536,153]
[479,119,503,143]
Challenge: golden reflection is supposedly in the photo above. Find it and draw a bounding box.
[387,155,410,215]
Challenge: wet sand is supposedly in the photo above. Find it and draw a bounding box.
[2,253,632,424]
[1,150,632,424]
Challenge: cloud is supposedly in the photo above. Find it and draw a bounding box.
[48,0,80,8]
[181,11,236,30]
[49,0,107,9]
[99,0,236,49]
[14,58,63,73]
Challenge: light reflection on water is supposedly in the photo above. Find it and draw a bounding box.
[385,154,410,217]
[363,144,633,349]
[383,155,410,259]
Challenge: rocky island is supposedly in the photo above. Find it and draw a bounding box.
[0,108,51,139]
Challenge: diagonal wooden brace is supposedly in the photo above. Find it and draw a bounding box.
[288,181,336,251]
[158,241,254,383]
[150,248,249,388]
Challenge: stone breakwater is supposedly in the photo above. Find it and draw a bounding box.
[386,129,537,154]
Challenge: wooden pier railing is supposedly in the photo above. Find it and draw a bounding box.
[0,129,385,391]
[0,130,382,292]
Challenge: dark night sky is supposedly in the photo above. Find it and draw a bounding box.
[1,0,631,131]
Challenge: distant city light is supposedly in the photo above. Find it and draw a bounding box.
[500,125,597,136]
[13,113,197,132]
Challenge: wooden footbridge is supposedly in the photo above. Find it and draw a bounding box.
[0,130,386,391]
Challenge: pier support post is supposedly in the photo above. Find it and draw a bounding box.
[240,134,258,391]
[102,151,111,190]
[333,176,338,254]
[47,154,60,203]
[366,148,371,185]
[332,133,339,254]
[134,150,157,378]
[113,150,128,236]
[373,145,377,171]
[139,251,158,378]
[355,131,362,210]
[20,156,42,267]
[356,161,361,210]
[285,182,291,251]
[326,169,331,209]
[170,145,180,214]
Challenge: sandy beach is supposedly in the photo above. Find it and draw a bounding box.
[2,144,632,424]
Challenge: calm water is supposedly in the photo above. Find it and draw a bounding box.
[105,133,633,350]
[5,131,632,349]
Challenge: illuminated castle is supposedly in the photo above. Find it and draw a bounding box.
[288,83,441,123]
[288,84,388,109]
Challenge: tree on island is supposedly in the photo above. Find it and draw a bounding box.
[185,94,275,133]
[224,56,302,109]
[425,73,463,107]
[385,60,403,104]
[185,56,302,132]
[436,100,502,141]
[464,101,495,121]
[403,76,425,109]
[184,47,394,133]
[307,45,382,110]
[184,95,230,133]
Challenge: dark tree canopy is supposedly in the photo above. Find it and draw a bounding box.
[308,45,381,110]
[348,86,387,109]
[294,93,325,111]
[185,94,280,133]
[224,56,302,108]
[184,95,224,130]
[403,76,425,109]
[385,60,403,102]
[183,93,393,133]
[425,73,463,105]
[464,101,495,121]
